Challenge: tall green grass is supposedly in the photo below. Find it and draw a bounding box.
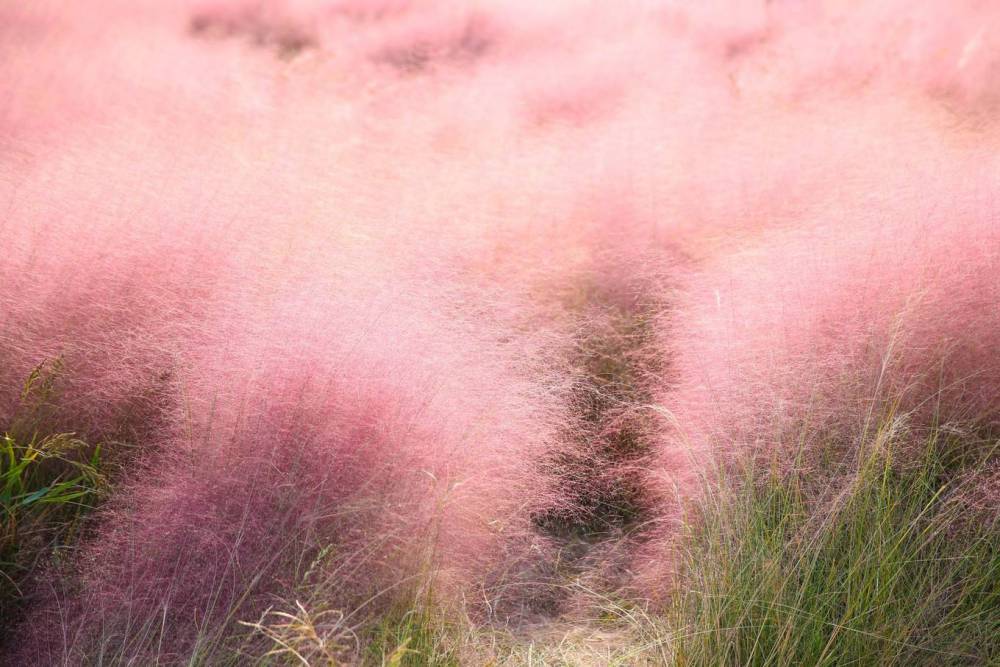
[669,424,1000,666]
[1,361,105,620]
[363,604,458,666]
[1,432,103,561]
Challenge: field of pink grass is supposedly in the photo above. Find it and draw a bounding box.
[2,1,999,664]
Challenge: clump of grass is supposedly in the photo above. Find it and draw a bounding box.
[669,423,1000,665]
[364,603,458,667]
[239,600,357,665]
[1,433,103,565]
[1,430,104,619]
[1,361,105,622]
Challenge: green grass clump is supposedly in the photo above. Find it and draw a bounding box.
[1,360,106,622]
[1,431,104,613]
[239,592,457,666]
[669,426,1000,666]
[364,604,458,667]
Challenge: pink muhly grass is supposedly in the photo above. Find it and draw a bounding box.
[9,277,570,663]
[4,0,1000,660]
[0,230,224,448]
[670,191,997,452]
[640,172,1000,584]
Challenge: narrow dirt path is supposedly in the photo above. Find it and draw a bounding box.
[520,272,666,633]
